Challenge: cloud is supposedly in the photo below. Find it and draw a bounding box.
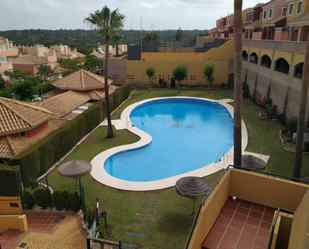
[0,0,269,31]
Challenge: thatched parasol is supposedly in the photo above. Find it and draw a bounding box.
[58,160,92,178]
[241,155,266,170]
[176,176,211,214]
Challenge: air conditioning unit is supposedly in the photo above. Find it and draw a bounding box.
[17,242,29,249]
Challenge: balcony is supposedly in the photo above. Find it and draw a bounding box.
[185,168,309,249]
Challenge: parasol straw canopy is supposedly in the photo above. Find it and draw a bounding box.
[241,155,266,170]
[176,176,211,199]
[58,160,92,178]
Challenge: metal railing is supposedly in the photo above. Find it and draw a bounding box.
[86,237,122,249]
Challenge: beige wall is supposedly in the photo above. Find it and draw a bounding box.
[126,40,234,86]
[0,214,28,233]
[188,171,230,249]
[0,196,23,215]
[288,190,309,249]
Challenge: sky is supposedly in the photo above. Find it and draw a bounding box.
[0,0,269,31]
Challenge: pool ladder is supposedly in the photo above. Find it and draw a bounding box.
[215,152,228,164]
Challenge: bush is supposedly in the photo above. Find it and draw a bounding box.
[304,141,309,152]
[12,84,133,186]
[67,191,82,212]
[22,188,35,209]
[0,165,22,196]
[52,190,69,210]
[33,186,51,209]
[264,98,272,107]
[287,117,298,134]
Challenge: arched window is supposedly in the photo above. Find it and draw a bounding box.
[294,62,304,79]
[275,58,290,74]
[242,50,248,61]
[260,55,272,68]
[249,52,258,64]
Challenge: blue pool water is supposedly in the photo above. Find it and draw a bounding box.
[104,98,234,182]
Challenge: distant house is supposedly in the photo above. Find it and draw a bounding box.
[0,36,19,74]
[51,69,116,100]
[12,45,57,75]
[51,44,85,59]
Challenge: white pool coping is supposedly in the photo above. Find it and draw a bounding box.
[90,97,249,191]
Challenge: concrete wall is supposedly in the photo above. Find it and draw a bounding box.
[288,190,309,249]
[126,40,234,86]
[188,171,230,249]
[0,214,28,233]
[108,57,127,83]
[0,196,23,215]
[243,39,309,120]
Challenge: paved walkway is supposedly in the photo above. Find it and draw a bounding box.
[0,212,86,249]
[22,215,86,249]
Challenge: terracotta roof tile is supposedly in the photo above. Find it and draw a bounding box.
[53,69,113,91]
[0,97,51,136]
[40,91,90,119]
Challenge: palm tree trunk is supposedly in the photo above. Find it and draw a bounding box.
[116,44,119,57]
[233,0,243,166]
[104,36,114,138]
[293,34,309,178]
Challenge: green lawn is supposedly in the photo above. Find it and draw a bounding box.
[47,88,309,249]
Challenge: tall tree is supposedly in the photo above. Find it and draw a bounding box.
[38,65,53,82]
[146,67,155,90]
[175,27,183,43]
[204,63,215,89]
[233,0,243,166]
[83,54,102,73]
[85,6,124,138]
[293,35,309,178]
[172,65,188,92]
[112,33,123,57]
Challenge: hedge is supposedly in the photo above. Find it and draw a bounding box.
[11,84,133,186]
[0,165,22,196]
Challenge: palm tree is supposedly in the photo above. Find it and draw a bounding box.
[293,35,309,178]
[112,33,123,57]
[85,6,124,138]
[233,0,243,166]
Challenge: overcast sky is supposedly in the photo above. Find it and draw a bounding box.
[0,0,269,31]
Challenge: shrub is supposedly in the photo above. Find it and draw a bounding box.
[52,190,69,210]
[287,117,298,134]
[304,141,309,152]
[22,188,35,209]
[264,98,272,107]
[33,186,51,209]
[67,191,82,212]
[0,165,22,196]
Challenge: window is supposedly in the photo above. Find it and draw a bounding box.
[249,52,258,64]
[294,62,304,78]
[242,50,248,61]
[289,3,294,15]
[263,10,267,19]
[0,56,7,62]
[127,75,134,80]
[275,58,290,74]
[190,75,196,81]
[297,1,303,14]
[261,55,272,68]
[282,7,287,16]
[269,9,273,18]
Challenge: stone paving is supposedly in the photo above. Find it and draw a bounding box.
[0,212,86,249]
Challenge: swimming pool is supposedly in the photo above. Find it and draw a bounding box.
[104,98,234,182]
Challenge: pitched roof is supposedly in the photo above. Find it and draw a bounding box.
[40,91,90,119]
[0,119,65,159]
[53,69,112,91]
[0,97,51,136]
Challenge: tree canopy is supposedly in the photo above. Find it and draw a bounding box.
[172,65,188,83]
[204,63,215,86]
